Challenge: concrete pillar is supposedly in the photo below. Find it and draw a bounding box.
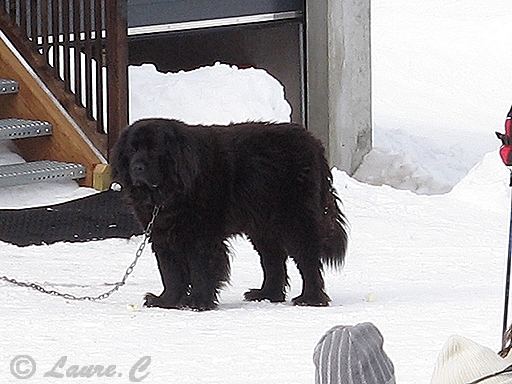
[306,0,371,174]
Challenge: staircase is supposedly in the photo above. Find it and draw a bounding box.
[0,2,128,190]
[0,78,86,188]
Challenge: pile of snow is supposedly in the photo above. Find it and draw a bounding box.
[129,63,291,125]
[450,151,510,213]
[0,141,24,166]
[353,147,448,195]
[356,0,512,194]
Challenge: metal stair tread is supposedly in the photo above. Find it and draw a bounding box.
[0,79,19,95]
[0,118,52,140]
[0,160,86,187]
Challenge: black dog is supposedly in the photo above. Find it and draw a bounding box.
[111,118,348,310]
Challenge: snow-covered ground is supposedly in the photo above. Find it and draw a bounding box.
[1,1,512,383]
[356,0,512,195]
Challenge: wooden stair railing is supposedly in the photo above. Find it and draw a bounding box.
[0,0,128,159]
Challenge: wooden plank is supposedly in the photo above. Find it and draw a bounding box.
[94,0,103,132]
[72,0,82,105]
[14,0,20,27]
[51,0,60,79]
[19,0,27,36]
[92,163,112,191]
[0,36,105,187]
[83,0,93,120]
[29,0,37,48]
[62,0,71,92]
[105,0,128,158]
[40,0,49,60]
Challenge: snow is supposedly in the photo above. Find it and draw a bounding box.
[1,1,512,383]
[129,63,292,125]
[356,0,512,195]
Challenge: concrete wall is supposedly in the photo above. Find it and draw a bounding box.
[306,0,371,174]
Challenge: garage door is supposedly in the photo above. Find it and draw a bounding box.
[128,0,304,34]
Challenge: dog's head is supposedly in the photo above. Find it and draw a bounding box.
[111,118,200,205]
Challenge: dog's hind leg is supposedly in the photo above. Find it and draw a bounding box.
[244,236,288,303]
[144,248,190,309]
[287,227,331,306]
[291,254,330,306]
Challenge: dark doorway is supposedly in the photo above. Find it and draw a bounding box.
[127,1,305,124]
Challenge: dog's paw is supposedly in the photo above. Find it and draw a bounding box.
[143,292,160,307]
[244,288,285,303]
[143,292,181,309]
[180,295,216,311]
[292,291,330,307]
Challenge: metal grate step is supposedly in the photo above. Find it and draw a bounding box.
[0,161,86,187]
[0,79,19,95]
[0,118,52,140]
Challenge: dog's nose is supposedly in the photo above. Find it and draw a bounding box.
[131,162,145,173]
[130,162,146,180]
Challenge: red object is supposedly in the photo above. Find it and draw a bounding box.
[497,106,512,166]
[501,143,512,166]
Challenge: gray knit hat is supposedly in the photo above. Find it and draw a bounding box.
[313,322,396,384]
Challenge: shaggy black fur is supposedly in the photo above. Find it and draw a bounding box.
[111,118,348,311]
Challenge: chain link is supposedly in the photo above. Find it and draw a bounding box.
[0,205,161,302]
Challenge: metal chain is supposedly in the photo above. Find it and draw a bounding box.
[0,205,161,302]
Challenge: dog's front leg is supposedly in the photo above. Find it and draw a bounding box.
[144,246,190,309]
[180,240,230,311]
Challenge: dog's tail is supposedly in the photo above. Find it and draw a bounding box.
[319,157,348,269]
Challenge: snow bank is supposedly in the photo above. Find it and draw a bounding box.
[362,0,512,194]
[353,147,449,195]
[0,141,24,166]
[129,63,292,125]
[450,151,510,213]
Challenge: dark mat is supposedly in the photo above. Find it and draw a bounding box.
[0,190,143,247]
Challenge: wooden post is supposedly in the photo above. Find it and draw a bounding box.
[30,0,37,48]
[83,0,93,120]
[62,0,71,92]
[72,0,82,106]
[105,0,128,160]
[94,0,103,132]
[51,0,60,79]
[41,0,49,60]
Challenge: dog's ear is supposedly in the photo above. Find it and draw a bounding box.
[163,126,201,193]
[177,142,201,192]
